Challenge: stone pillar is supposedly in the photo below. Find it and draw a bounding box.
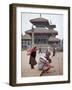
[32,26,34,47]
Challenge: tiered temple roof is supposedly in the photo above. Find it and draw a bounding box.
[30,17,56,28]
[22,34,31,40]
[23,15,60,44]
[25,28,58,35]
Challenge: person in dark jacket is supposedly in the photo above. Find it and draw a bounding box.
[53,48,56,56]
[45,49,51,63]
[29,47,37,69]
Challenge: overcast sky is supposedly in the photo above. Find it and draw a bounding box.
[21,13,63,39]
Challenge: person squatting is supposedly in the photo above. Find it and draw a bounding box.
[27,47,54,76]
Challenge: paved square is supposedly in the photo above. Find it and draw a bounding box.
[21,50,63,77]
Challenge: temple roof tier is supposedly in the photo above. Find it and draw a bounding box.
[30,17,49,27]
[30,18,49,23]
[30,18,56,28]
[25,28,58,34]
[48,36,60,43]
[22,34,31,40]
[47,25,56,28]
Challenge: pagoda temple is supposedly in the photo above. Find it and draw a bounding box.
[22,15,60,49]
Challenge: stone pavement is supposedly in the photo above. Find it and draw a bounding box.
[21,50,63,77]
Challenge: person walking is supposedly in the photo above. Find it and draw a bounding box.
[29,46,37,69]
[53,48,56,56]
[45,49,51,63]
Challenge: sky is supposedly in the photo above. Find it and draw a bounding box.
[21,13,63,39]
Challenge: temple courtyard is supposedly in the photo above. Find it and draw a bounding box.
[21,50,63,77]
